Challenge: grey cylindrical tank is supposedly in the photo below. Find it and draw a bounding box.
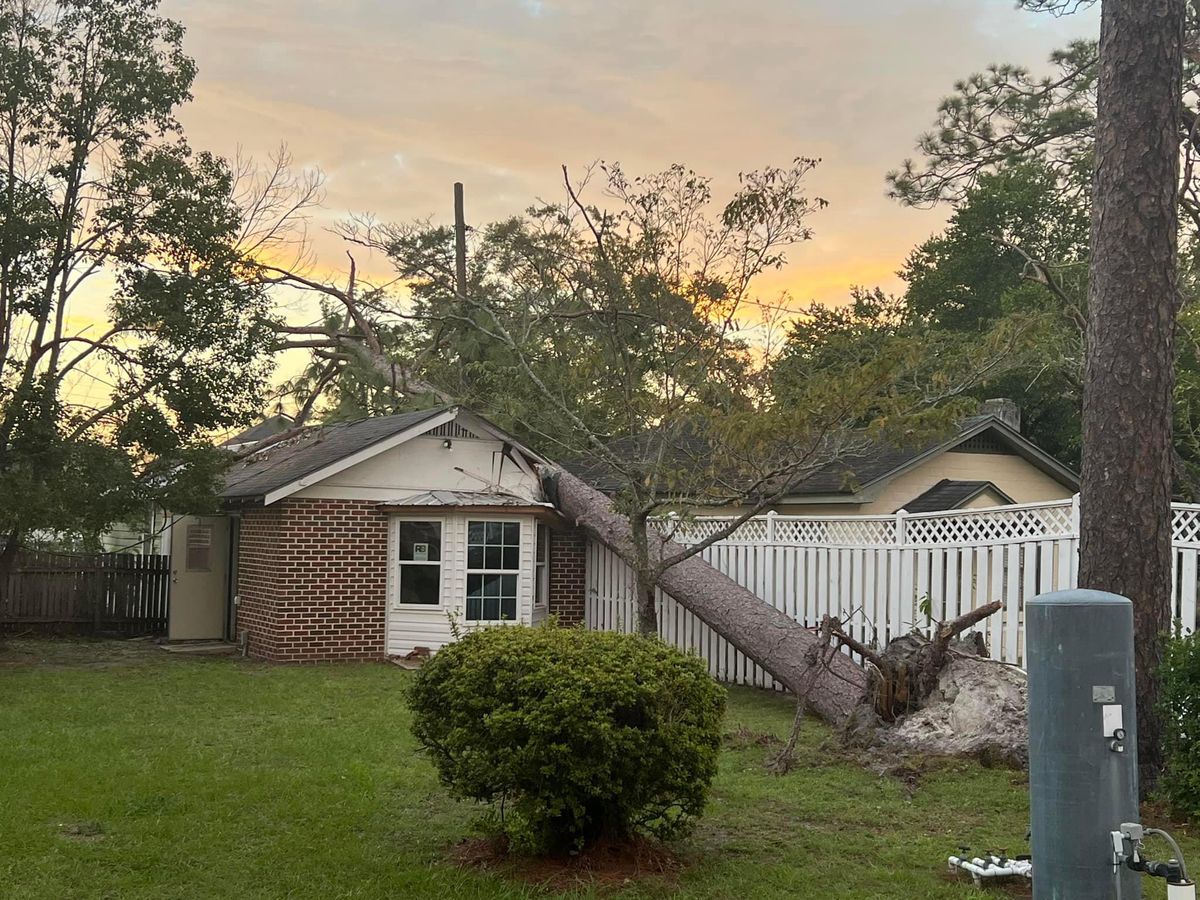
[1028,589,1140,899]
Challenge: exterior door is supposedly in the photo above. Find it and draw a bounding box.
[168,515,231,641]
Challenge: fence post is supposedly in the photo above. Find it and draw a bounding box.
[1069,493,1081,536]
[766,510,777,542]
[887,509,908,644]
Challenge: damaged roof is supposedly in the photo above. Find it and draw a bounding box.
[221,407,450,504]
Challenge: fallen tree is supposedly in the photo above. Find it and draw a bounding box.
[547,464,1025,765]
[545,465,869,725]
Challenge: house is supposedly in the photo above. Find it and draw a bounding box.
[772,399,1077,515]
[165,406,587,661]
[567,399,1078,516]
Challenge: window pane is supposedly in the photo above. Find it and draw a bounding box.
[502,546,519,570]
[467,522,484,544]
[484,546,502,569]
[483,595,500,621]
[536,523,547,562]
[185,525,213,572]
[503,522,520,545]
[399,564,440,605]
[486,521,503,543]
[466,572,518,621]
[399,521,441,562]
[467,546,484,569]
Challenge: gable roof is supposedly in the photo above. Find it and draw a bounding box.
[221,407,453,505]
[788,414,1077,500]
[565,413,1078,501]
[220,406,548,507]
[898,479,1015,514]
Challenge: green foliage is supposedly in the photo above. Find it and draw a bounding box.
[1159,629,1200,818]
[407,626,726,854]
[0,0,277,545]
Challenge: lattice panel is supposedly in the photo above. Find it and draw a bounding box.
[904,503,1074,545]
[1174,506,1200,545]
[773,518,895,545]
[666,518,767,544]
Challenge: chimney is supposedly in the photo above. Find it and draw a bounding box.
[980,398,1021,432]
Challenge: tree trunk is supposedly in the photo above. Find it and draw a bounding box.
[1081,0,1184,792]
[544,466,868,725]
[628,513,659,636]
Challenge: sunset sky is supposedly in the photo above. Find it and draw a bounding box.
[162,0,1096,315]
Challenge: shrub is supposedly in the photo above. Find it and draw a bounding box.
[1160,629,1200,817]
[407,625,726,854]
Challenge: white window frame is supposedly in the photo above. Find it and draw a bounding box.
[534,522,550,610]
[465,517,523,623]
[388,515,446,611]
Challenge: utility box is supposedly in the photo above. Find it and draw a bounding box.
[1028,589,1140,899]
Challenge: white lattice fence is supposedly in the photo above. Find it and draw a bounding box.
[585,497,1200,685]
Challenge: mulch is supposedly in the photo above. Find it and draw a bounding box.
[449,834,683,893]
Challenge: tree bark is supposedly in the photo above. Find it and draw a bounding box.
[1081,0,1185,791]
[544,466,868,725]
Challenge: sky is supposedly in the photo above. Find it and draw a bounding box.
[157,0,1097,318]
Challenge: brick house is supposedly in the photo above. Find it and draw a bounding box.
[165,406,586,661]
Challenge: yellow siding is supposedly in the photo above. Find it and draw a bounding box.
[863,451,1071,513]
[727,452,1073,517]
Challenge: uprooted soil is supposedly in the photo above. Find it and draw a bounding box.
[449,835,683,893]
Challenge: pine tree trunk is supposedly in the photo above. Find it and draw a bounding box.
[1081,0,1184,792]
[544,466,868,725]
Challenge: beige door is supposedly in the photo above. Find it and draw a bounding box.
[168,515,230,641]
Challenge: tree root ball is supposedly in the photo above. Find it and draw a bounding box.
[845,649,1028,768]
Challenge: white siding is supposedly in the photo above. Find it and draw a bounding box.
[386,512,539,656]
[293,436,539,502]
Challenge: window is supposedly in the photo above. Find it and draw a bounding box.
[466,520,520,621]
[185,524,213,572]
[534,523,549,609]
[395,520,442,606]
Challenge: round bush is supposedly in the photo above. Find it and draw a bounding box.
[407,625,726,854]
[1160,629,1200,817]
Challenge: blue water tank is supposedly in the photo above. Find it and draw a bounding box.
[1028,589,1140,899]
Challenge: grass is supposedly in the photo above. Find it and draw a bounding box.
[0,638,1191,899]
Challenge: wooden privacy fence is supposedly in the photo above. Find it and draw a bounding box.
[0,551,170,635]
[585,496,1200,688]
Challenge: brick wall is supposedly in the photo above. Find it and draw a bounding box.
[236,505,283,659]
[547,525,587,626]
[235,499,389,662]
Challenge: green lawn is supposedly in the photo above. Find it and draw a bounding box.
[0,639,1188,899]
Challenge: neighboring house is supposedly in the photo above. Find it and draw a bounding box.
[164,406,587,661]
[567,399,1078,516]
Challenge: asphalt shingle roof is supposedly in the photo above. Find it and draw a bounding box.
[899,479,1003,514]
[563,414,1072,498]
[220,407,449,502]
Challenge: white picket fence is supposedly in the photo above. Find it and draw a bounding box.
[585,496,1200,688]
